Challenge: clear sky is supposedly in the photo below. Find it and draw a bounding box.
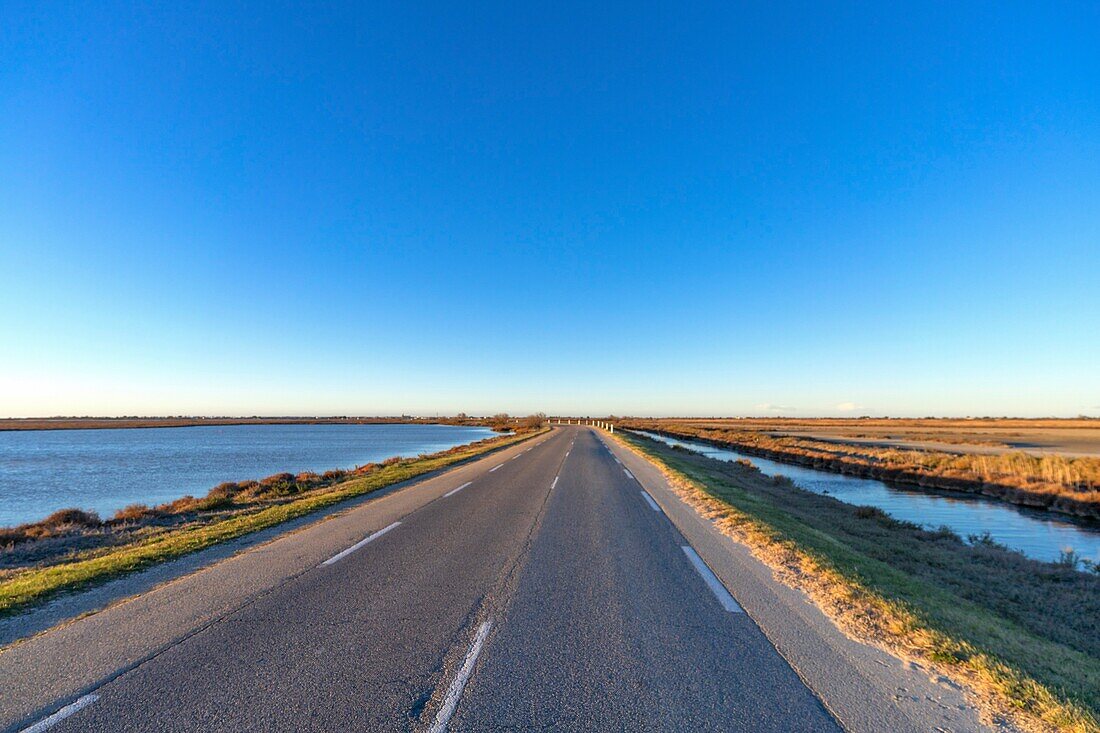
[2,2,1098,418]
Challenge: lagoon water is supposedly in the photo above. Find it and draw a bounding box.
[634,430,1100,564]
[0,423,498,527]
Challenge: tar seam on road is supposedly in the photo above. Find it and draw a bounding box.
[489,464,502,472]
[623,468,635,480]
[640,491,661,512]
[19,694,99,733]
[320,521,402,566]
[444,481,472,498]
[681,546,743,613]
[429,620,493,733]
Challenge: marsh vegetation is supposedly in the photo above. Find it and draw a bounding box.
[622,420,1100,519]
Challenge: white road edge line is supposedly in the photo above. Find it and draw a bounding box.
[444,481,472,498]
[20,694,99,733]
[623,468,635,480]
[639,491,661,512]
[551,475,559,489]
[681,546,743,613]
[321,522,401,566]
[429,620,493,733]
[489,464,502,472]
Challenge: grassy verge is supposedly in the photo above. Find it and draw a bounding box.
[0,429,542,617]
[613,430,1100,733]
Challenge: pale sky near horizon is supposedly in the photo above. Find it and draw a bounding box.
[2,2,1098,418]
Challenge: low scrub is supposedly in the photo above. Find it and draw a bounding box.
[0,462,417,552]
[113,504,156,522]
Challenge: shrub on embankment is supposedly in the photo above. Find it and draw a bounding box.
[1,471,354,554]
[621,420,1100,519]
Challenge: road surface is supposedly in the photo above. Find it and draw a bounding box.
[4,427,844,732]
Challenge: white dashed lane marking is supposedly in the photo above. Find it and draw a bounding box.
[20,694,99,733]
[682,546,743,613]
[321,522,401,566]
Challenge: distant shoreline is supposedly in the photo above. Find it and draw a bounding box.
[0,417,474,432]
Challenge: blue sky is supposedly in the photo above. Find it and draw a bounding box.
[2,1,1098,417]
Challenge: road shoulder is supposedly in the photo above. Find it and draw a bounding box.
[599,430,993,733]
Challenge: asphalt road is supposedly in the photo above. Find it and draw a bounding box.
[12,427,840,732]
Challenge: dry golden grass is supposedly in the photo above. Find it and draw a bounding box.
[650,417,1100,456]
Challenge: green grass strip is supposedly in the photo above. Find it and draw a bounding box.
[0,430,539,617]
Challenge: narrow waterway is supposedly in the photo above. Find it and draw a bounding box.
[634,431,1100,564]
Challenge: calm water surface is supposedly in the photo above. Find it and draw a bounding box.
[0,424,498,526]
[634,431,1100,564]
